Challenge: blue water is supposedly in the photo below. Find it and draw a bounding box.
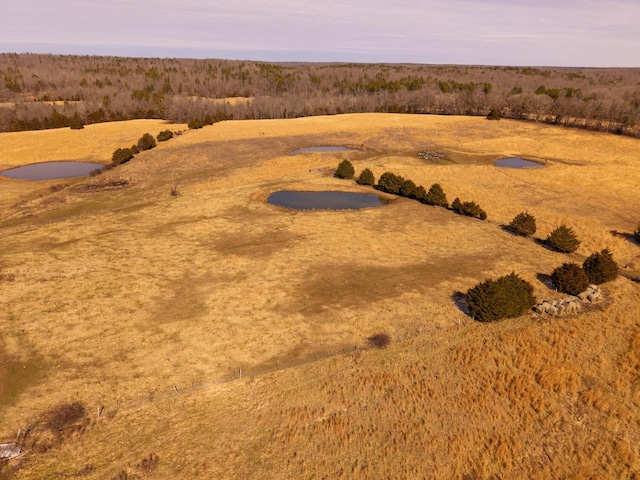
[267,191,384,210]
[1,161,104,180]
[495,157,544,169]
[291,146,356,155]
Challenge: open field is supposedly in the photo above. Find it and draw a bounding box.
[0,113,639,478]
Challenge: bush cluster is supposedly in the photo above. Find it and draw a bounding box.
[507,211,536,237]
[486,109,501,120]
[356,168,375,186]
[112,147,134,165]
[545,224,580,253]
[187,111,232,130]
[551,263,590,295]
[452,197,487,220]
[375,171,451,208]
[551,249,618,294]
[424,183,448,207]
[334,160,355,179]
[582,249,618,284]
[466,272,536,322]
[137,133,156,151]
[368,333,391,348]
[157,130,174,142]
[377,171,405,194]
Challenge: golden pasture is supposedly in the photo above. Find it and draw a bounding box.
[0,114,638,478]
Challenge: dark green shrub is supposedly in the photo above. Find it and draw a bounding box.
[551,263,590,295]
[131,144,140,154]
[583,249,618,284]
[188,118,204,129]
[368,333,391,348]
[157,130,173,142]
[507,211,537,237]
[424,183,448,207]
[137,133,156,151]
[356,168,375,186]
[112,147,134,165]
[414,185,427,202]
[377,172,404,195]
[399,179,417,198]
[334,160,355,179]
[466,272,536,322]
[486,109,501,120]
[545,225,580,253]
[451,197,487,220]
[68,113,84,130]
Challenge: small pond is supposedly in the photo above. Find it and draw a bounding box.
[291,146,357,155]
[267,190,385,211]
[495,157,544,169]
[0,161,104,180]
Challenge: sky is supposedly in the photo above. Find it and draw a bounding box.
[1,0,639,67]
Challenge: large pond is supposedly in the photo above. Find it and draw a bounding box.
[495,157,545,169]
[0,161,104,180]
[267,190,385,210]
[291,146,357,155]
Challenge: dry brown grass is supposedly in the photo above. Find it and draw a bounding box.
[0,114,638,478]
[0,119,186,168]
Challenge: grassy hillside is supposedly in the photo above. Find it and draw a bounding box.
[0,114,638,478]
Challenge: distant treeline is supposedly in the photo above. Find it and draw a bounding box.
[1,53,639,136]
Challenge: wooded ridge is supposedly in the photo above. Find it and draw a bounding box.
[1,53,639,136]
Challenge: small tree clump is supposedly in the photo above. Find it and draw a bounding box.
[377,172,405,195]
[486,109,501,120]
[466,272,536,322]
[334,160,355,179]
[137,133,156,151]
[582,249,618,284]
[451,197,487,220]
[112,147,134,165]
[131,144,140,154]
[188,118,203,129]
[68,112,84,130]
[356,168,375,186]
[157,130,173,142]
[507,211,537,237]
[399,179,417,198]
[551,263,590,295]
[545,224,580,253]
[424,183,448,207]
[414,185,427,202]
[368,333,391,349]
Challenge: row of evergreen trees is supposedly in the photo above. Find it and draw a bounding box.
[104,130,175,175]
[550,249,618,295]
[335,160,484,217]
[506,212,582,253]
[333,161,625,323]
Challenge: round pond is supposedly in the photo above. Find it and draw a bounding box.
[267,190,385,210]
[291,146,357,155]
[495,157,544,169]
[0,161,104,180]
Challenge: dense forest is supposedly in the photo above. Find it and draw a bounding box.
[1,53,639,136]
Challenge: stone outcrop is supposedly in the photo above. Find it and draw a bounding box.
[534,285,601,317]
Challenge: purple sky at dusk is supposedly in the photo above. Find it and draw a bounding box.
[1,0,639,66]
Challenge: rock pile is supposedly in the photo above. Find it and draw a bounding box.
[418,151,446,161]
[0,442,21,460]
[534,285,602,316]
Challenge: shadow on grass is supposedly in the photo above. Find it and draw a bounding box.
[610,229,640,246]
[451,291,471,317]
[536,272,555,291]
